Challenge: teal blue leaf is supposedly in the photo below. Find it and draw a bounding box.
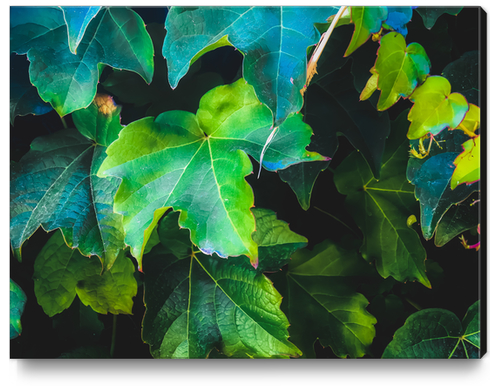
[162,6,340,126]
[383,7,413,36]
[60,6,102,54]
[10,53,52,125]
[10,279,27,339]
[10,6,154,116]
[415,7,463,30]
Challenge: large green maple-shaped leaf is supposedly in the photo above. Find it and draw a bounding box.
[344,6,388,56]
[383,301,480,358]
[406,128,479,240]
[334,111,430,287]
[162,6,340,126]
[98,79,326,269]
[59,6,102,54]
[10,95,125,269]
[415,7,463,30]
[407,76,469,140]
[142,211,302,358]
[372,32,431,111]
[10,279,27,339]
[279,60,391,210]
[10,53,52,125]
[33,231,137,317]
[10,6,153,117]
[271,238,377,358]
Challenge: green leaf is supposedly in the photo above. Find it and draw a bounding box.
[162,6,340,126]
[406,128,479,240]
[451,135,480,190]
[407,76,469,140]
[272,238,377,358]
[383,301,480,358]
[344,6,387,56]
[60,6,102,54]
[10,6,154,116]
[10,96,125,267]
[98,79,326,268]
[102,23,225,119]
[373,32,430,111]
[142,214,301,359]
[434,194,479,247]
[415,7,463,29]
[33,231,137,317]
[279,61,391,210]
[252,208,308,272]
[10,53,52,125]
[10,279,27,339]
[334,111,430,287]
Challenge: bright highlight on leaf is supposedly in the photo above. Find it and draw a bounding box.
[162,6,340,126]
[59,6,102,54]
[451,135,480,190]
[98,79,326,269]
[407,75,469,139]
[383,301,480,358]
[33,231,137,317]
[142,211,302,358]
[372,32,430,111]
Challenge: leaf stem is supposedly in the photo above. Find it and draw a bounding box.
[110,314,117,358]
[301,5,348,95]
[60,116,68,129]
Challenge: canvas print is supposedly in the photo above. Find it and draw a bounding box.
[10,5,484,359]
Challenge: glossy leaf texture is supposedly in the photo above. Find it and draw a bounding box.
[406,128,479,240]
[10,95,125,268]
[10,6,153,116]
[60,6,102,54]
[10,53,52,125]
[334,111,430,287]
[279,60,391,210]
[383,7,413,36]
[271,238,377,358]
[407,76,469,140]
[10,279,27,339]
[102,23,225,119]
[33,231,137,317]
[383,301,480,358]
[162,6,340,126]
[415,7,463,30]
[142,211,302,358]
[372,32,431,111]
[434,194,480,247]
[98,79,326,268]
[344,6,388,56]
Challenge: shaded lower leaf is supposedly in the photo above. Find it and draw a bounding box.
[271,238,377,358]
[382,301,480,358]
[10,279,27,339]
[442,50,479,106]
[415,7,463,29]
[334,111,430,287]
[33,231,137,316]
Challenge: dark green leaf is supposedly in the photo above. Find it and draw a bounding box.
[10,96,125,267]
[383,301,480,358]
[98,79,326,268]
[11,6,153,116]
[142,215,301,359]
[272,238,377,358]
[10,53,52,125]
[10,279,27,339]
[162,6,340,126]
[33,231,137,317]
[334,111,430,287]
[442,51,479,106]
[415,7,463,30]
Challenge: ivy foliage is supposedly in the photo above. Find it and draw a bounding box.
[10,6,481,359]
